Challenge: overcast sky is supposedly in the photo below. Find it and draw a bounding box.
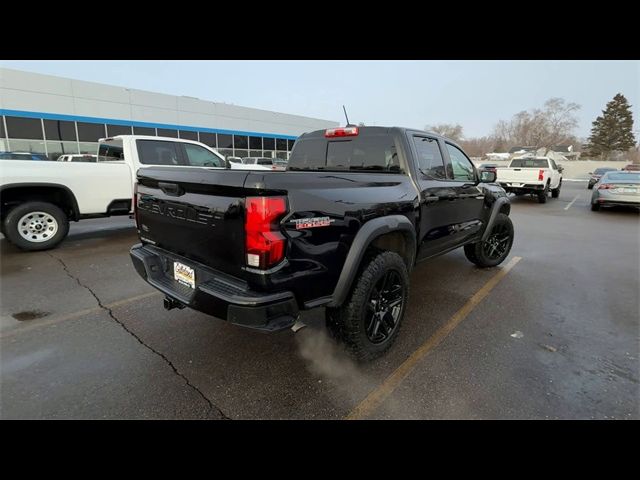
[2,60,638,139]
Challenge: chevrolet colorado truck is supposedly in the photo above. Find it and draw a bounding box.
[0,135,267,251]
[130,126,514,360]
[495,156,563,203]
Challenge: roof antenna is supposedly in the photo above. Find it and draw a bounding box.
[343,105,355,127]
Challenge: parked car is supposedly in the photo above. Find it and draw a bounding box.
[226,156,243,164]
[590,171,640,211]
[273,159,288,171]
[57,154,98,162]
[1,135,269,251]
[0,151,49,161]
[587,167,618,189]
[496,156,563,203]
[622,164,640,172]
[130,126,514,360]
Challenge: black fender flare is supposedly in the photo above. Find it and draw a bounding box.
[481,196,510,242]
[329,215,416,307]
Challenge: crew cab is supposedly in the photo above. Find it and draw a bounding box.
[496,156,563,203]
[130,126,515,360]
[1,135,268,251]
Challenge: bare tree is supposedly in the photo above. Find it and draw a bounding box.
[491,98,580,154]
[426,124,464,142]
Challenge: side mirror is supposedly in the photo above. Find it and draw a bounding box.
[558,165,564,173]
[479,169,497,183]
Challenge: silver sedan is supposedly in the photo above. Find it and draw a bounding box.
[591,171,640,211]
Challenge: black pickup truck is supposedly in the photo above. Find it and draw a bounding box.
[130,126,514,360]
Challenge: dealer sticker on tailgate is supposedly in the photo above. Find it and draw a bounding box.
[173,262,195,289]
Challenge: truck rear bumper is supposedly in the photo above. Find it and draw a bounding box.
[499,182,545,191]
[130,243,298,332]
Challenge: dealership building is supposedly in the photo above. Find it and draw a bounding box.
[0,67,338,161]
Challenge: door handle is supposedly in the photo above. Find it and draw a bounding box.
[158,182,184,196]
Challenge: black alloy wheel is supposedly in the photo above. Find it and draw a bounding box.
[364,269,405,344]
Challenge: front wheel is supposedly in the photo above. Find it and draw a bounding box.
[464,213,514,268]
[591,202,600,211]
[326,251,409,362]
[3,202,69,251]
[551,180,562,198]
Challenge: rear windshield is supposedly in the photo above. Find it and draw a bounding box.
[603,173,640,182]
[98,140,124,162]
[510,158,549,168]
[288,135,402,172]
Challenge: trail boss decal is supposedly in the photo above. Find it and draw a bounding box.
[293,216,335,229]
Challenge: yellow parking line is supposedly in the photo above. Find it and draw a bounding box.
[0,291,161,339]
[345,256,522,420]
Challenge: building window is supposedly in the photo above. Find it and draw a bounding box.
[276,151,288,160]
[234,149,248,158]
[249,136,262,150]
[249,150,262,157]
[7,139,47,154]
[78,142,100,155]
[217,134,233,149]
[276,138,287,151]
[44,119,77,141]
[233,135,248,150]
[179,130,198,141]
[1,117,7,138]
[263,137,275,150]
[217,149,233,159]
[133,126,155,136]
[46,141,79,161]
[288,139,296,151]
[262,151,273,158]
[106,124,132,136]
[77,122,106,142]
[5,116,44,140]
[199,132,216,147]
[157,128,178,138]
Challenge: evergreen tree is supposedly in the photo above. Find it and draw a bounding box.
[586,93,636,159]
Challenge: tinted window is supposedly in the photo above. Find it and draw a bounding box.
[263,137,275,150]
[249,136,262,149]
[5,116,43,139]
[44,119,77,141]
[77,122,106,142]
[157,128,178,138]
[510,158,549,168]
[276,138,287,151]
[234,135,248,149]
[549,159,558,170]
[199,132,216,147]
[412,136,445,179]
[106,124,132,136]
[183,143,225,167]
[290,135,400,172]
[98,140,124,161]
[136,140,181,165]
[179,130,198,141]
[445,143,475,181]
[133,126,156,136]
[218,134,233,148]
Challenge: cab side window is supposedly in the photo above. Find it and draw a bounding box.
[445,143,475,181]
[183,143,225,167]
[412,136,446,180]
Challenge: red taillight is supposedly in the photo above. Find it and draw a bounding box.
[598,183,613,190]
[325,127,359,138]
[538,169,544,181]
[245,196,287,269]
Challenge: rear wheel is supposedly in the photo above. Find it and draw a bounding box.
[3,202,69,251]
[537,183,549,203]
[326,251,408,361]
[464,213,514,268]
[591,202,600,211]
[587,183,594,190]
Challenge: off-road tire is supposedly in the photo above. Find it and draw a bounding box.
[463,213,514,268]
[325,251,409,362]
[3,202,69,251]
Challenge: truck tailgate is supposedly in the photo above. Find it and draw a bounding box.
[496,168,545,183]
[135,167,252,279]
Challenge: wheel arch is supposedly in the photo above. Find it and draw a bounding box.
[0,183,80,221]
[328,215,416,307]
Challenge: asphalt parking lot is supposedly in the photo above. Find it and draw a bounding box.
[1,181,638,419]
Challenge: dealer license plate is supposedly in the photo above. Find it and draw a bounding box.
[173,262,195,289]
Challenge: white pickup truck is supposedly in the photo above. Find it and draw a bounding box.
[496,156,563,204]
[0,135,269,251]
